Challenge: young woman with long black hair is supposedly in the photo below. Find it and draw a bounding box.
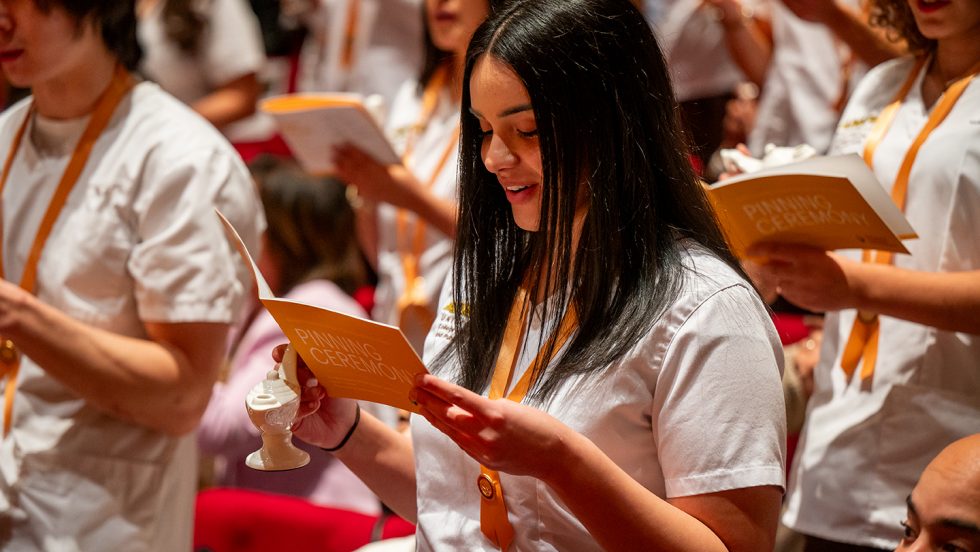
[280,1,786,549]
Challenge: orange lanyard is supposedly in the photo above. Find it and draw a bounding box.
[339,0,361,70]
[0,65,135,435]
[394,66,459,325]
[478,285,579,551]
[841,56,980,382]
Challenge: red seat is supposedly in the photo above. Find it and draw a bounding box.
[194,488,414,552]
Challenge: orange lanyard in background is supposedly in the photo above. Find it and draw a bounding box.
[840,57,979,383]
[478,286,578,550]
[394,65,458,331]
[0,65,135,435]
[339,0,361,70]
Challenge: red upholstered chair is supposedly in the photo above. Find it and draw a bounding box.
[194,488,415,552]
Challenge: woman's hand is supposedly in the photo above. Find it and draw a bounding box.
[746,242,863,312]
[332,144,420,210]
[271,343,359,450]
[410,373,571,480]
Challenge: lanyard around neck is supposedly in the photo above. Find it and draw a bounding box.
[478,284,579,550]
[0,64,136,435]
[394,65,458,318]
[861,56,980,266]
[840,56,979,383]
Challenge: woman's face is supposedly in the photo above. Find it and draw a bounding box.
[469,55,544,232]
[426,0,489,57]
[0,0,102,89]
[906,0,980,44]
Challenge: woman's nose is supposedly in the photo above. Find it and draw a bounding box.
[482,134,517,173]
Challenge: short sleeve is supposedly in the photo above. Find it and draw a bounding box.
[201,0,267,88]
[654,283,787,497]
[128,146,260,323]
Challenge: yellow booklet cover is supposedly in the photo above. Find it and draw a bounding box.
[217,211,427,413]
[706,154,918,257]
[261,93,399,176]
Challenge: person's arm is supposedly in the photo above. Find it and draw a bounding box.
[191,73,262,129]
[780,0,904,66]
[275,344,419,520]
[747,243,980,334]
[705,0,773,86]
[412,375,782,551]
[333,144,457,237]
[0,280,227,436]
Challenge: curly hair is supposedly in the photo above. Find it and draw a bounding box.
[868,0,934,54]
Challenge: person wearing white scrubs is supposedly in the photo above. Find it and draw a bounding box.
[748,0,980,549]
[748,0,904,156]
[278,2,787,550]
[0,1,264,549]
[137,0,269,143]
[331,0,493,354]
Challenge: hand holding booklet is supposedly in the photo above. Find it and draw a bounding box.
[260,93,399,176]
[217,211,428,413]
[705,154,918,256]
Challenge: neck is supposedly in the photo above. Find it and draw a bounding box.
[32,54,118,120]
[933,35,980,87]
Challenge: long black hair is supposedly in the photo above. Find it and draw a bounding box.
[36,0,143,71]
[442,0,747,399]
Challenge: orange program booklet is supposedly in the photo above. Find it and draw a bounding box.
[217,211,427,413]
[260,93,399,176]
[705,154,918,257]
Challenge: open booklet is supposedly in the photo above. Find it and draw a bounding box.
[217,211,427,413]
[260,93,400,176]
[705,154,918,257]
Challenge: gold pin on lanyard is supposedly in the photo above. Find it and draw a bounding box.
[841,56,980,383]
[0,64,136,435]
[479,285,578,550]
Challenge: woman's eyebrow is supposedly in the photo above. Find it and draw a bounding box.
[468,104,533,118]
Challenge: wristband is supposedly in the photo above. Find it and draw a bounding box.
[321,404,361,452]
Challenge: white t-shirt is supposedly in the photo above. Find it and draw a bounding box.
[748,1,866,155]
[138,0,269,142]
[782,56,980,549]
[0,82,264,551]
[296,0,423,111]
[412,241,787,551]
[648,0,765,102]
[372,80,459,353]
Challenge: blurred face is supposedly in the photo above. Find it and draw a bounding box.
[0,0,102,88]
[906,0,980,43]
[897,452,980,552]
[469,55,544,231]
[426,0,489,57]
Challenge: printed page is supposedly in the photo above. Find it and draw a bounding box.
[261,94,400,176]
[217,211,427,413]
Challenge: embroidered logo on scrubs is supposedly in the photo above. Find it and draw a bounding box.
[433,302,467,341]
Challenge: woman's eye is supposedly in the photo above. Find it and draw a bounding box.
[900,520,917,541]
[517,128,538,138]
[479,128,493,138]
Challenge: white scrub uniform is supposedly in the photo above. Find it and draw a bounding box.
[782,56,980,549]
[748,0,866,155]
[372,80,459,354]
[413,241,787,551]
[0,81,264,551]
[138,0,269,142]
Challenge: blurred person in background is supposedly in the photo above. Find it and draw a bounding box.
[197,155,382,516]
[749,0,980,549]
[0,0,263,548]
[137,0,268,142]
